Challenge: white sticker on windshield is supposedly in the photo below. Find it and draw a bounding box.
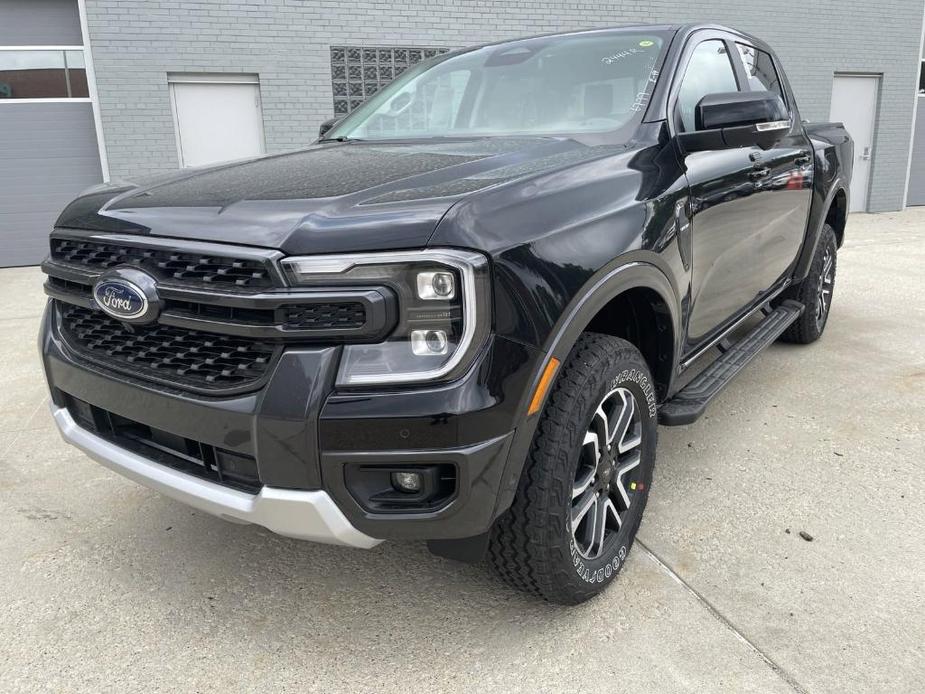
[630,67,660,112]
[601,47,644,65]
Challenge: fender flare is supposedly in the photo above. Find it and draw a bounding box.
[794,179,849,281]
[490,259,681,521]
[537,260,680,369]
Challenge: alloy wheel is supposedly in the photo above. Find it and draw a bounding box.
[570,386,644,560]
[816,245,835,329]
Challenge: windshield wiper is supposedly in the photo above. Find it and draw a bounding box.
[319,136,362,143]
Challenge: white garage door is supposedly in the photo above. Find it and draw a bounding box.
[169,74,266,168]
[0,0,105,267]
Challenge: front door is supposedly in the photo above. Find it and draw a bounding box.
[676,36,812,348]
[676,38,760,345]
[830,75,879,212]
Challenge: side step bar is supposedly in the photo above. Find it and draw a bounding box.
[659,300,804,426]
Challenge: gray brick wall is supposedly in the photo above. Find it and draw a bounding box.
[84,0,925,212]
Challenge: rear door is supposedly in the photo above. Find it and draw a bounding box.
[731,42,814,297]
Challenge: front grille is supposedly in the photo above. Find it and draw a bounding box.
[58,303,278,393]
[165,299,277,325]
[64,393,261,493]
[284,302,366,330]
[46,279,371,335]
[47,275,91,297]
[46,236,396,393]
[51,237,274,289]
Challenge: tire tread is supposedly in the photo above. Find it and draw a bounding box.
[488,332,654,604]
[778,224,837,344]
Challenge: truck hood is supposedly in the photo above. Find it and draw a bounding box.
[57,137,615,255]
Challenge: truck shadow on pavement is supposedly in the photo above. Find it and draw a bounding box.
[97,494,577,616]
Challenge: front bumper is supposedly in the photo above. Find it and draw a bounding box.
[40,302,540,543]
[51,403,380,548]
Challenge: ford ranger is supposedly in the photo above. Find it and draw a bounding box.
[40,24,851,604]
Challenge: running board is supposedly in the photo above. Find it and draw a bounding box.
[659,300,804,426]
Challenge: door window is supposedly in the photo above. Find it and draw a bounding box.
[676,40,739,132]
[735,43,785,103]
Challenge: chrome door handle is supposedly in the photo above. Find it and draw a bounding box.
[795,151,812,166]
[749,167,770,180]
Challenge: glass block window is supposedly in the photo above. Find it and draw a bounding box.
[330,45,451,116]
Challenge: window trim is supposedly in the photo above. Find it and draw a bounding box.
[733,41,789,108]
[167,72,260,85]
[76,0,109,181]
[0,97,90,104]
[0,45,85,51]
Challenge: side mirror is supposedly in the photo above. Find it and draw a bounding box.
[387,91,414,115]
[678,91,790,153]
[318,117,341,139]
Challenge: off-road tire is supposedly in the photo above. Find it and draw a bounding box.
[778,224,837,344]
[488,333,658,604]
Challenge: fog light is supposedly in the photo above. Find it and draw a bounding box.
[391,471,423,493]
[411,329,448,355]
[416,270,455,300]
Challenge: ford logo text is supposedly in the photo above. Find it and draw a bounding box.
[93,279,148,320]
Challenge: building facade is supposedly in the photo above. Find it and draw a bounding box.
[2,0,924,266]
[907,33,925,205]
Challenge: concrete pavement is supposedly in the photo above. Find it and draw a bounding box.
[0,210,923,692]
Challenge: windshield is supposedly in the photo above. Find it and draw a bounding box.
[327,30,670,141]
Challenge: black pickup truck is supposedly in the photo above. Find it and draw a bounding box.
[40,24,851,604]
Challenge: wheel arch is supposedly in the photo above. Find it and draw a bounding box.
[491,260,681,522]
[584,286,675,402]
[826,187,848,248]
[794,180,849,280]
[537,261,680,398]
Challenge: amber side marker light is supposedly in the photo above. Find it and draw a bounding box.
[528,357,561,415]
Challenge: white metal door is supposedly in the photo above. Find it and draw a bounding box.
[169,75,265,168]
[829,75,879,212]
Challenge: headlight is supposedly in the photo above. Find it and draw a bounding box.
[280,249,490,386]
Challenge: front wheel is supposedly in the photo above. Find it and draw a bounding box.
[488,333,658,604]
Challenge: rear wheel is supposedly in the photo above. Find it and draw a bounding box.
[488,333,657,604]
[778,224,837,344]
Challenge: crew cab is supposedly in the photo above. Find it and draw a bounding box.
[40,24,851,604]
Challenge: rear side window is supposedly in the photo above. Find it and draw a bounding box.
[736,43,785,103]
[676,40,739,132]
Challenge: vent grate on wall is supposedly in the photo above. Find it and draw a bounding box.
[330,45,451,116]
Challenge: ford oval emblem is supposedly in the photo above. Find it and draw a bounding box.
[93,279,149,320]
